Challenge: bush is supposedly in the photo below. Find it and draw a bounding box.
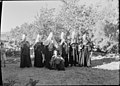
[108,45,118,54]
[6,49,14,57]
[6,49,20,57]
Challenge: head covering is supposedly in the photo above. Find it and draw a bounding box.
[82,33,87,40]
[82,33,88,45]
[60,32,65,45]
[71,30,76,39]
[22,34,26,41]
[60,32,65,40]
[35,34,41,43]
[47,32,53,40]
[71,30,76,44]
[43,32,53,45]
[53,38,59,48]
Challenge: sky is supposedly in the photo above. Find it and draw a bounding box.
[1,0,117,33]
[1,1,63,33]
[1,0,100,33]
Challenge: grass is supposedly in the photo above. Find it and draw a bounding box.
[2,55,120,85]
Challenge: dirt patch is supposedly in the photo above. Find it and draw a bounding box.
[92,61,120,70]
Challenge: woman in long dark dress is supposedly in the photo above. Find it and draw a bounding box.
[34,34,44,67]
[78,37,83,66]
[43,32,58,69]
[20,34,32,68]
[66,36,72,67]
[59,32,69,67]
[70,31,78,66]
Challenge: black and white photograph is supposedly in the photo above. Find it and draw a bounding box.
[0,0,119,85]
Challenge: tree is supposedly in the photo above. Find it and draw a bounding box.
[6,0,118,52]
[34,7,56,37]
[91,0,119,50]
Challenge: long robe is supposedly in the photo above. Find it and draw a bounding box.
[71,43,78,66]
[66,42,72,66]
[20,41,32,68]
[82,45,89,66]
[82,41,92,67]
[34,42,44,67]
[86,41,94,67]
[78,43,83,66]
[60,42,69,67]
[43,43,56,69]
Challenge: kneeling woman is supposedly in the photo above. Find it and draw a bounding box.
[50,50,65,71]
[34,34,44,67]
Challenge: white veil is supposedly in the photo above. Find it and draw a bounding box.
[35,34,41,43]
[71,30,76,44]
[60,32,65,45]
[22,34,26,41]
[43,32,53,46]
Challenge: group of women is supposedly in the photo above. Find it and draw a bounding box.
[20,31,93,70]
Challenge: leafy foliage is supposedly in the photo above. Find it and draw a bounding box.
[5,0,119,52]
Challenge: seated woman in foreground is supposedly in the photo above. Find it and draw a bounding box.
[50,50,65,71]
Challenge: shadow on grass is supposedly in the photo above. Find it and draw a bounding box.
[91,58,118,67]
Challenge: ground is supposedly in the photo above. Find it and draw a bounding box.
[2,54,120,85]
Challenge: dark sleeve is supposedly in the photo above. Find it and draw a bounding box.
[26,41,30,54]
[42,45,47,54]
[34,43,37,51]
[20,42,24,53]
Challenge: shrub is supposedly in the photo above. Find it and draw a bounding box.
[6,49,20,57]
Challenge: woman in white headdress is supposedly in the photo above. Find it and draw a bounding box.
[60,32,65,45]
[43,32,58,69]
[43,32,53,46]
[71,31,76,44]
[81,32,91,67]
[70,30,78,66]
[59,32,69,67]
[20,34,32,68]
[34,34,44,67]
[78,33,83,66]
